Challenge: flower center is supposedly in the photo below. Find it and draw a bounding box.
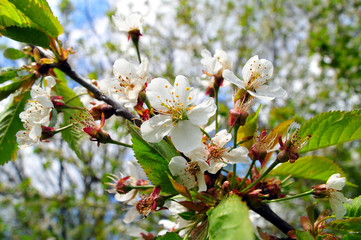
[185,162,200,176]
[207,145,225,163]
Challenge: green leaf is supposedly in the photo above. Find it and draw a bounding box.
[128,122,179,194]
[208,195,254,240]
[9,0,63,38]
[326,217,361,232]
[156,232,182,240]
[0,0,63,47]
[295,230,314,240]
[0,80,23,101]
[0,67,19,84]
[299,110,361,153]
[342,233,361,240]
[0,92,30,165]
[345,196,361,218]
[270,155,356,186]
[54,69,84,160]
[3,48,26,60]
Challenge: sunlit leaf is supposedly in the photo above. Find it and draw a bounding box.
[0,92,30,165]
[345,196,361,218]
[237,105,260,150]
[0,67,19,84]
[270,156,356,187]
[298,110,361,153]
[295,230,314,240]
[0,80,23,101]
[326,217,361,232]
[208,195,254,240]
[3,48,26,60]
[128,122,179,194]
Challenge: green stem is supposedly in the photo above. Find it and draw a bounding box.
[231,126,238,189]
[108,138,132,148]
[129,185,154,190]
[262,189,314,203]
[214,86,219,134]
[132,38,141,64]
[200,128,211,140]
[237,157,257,190]
[241,159,280,193]
[64,93,87,104]
[183,215,205,240]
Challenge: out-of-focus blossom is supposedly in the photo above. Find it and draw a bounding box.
[141,76,216,153]
[223,55,286,101]
[113,12,143,41]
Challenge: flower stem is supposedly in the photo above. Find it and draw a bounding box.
[231,126,238,189]
[237,157,257,190]
[108,138,132,148]
[132,37,141,64]
[214,85,219,134]
[241,159,280,193]
[262,189,314,203]
[183,215,205,240]
[64,93,88,104]
[200,128,211,140]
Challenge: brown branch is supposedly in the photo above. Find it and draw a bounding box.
[55,60,142,126]
[250,203,294,239]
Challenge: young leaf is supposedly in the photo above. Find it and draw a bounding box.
[298,110,361,153]
[0,67,19,84]
[341,234,361,240]
[128,122,179,194]
[3,48,26,60]
[269,156,356,186]
[295,230,314,240]
[345,196,361,218]
[208,195,254,240]
[0,92,30,165]
[0,80,23,101]
[54,69,84,160]
[155,232,182,240]
[237,105,260,149]
[0,0,63,47]
[326,217,361,232]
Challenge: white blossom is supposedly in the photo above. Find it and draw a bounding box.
[141,76,216,153]
[169,156,209,192]
[98,58,149,108]
[113,12,142,34]
[326,173,352,219]
[201,49,232,77]
[17,77,55,147]
[223,55,286,100]
[186,129,249,174]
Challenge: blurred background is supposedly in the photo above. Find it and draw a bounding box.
[0,0,360,239]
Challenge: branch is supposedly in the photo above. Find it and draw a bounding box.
[56,60,142,126]
[250,203,294,238]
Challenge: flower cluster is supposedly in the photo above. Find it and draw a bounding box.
[16,76,56,147]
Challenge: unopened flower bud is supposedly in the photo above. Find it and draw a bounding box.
[88,103,115,120]
[277,150,290,163]
[229,109,249,127]
[312,184,329,198]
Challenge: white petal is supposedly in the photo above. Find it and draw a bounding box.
[242,55,259,84]
[174,75,191,106]
[169,156,188,176]
[146,78,175,110]
[171,121,202,153]
[113,58,137,79]
[326,173,346,191]
[222,70,245,89]
[123,206,139,224]
[115,189,137,202]
[141,115,173,142]
[196,171,207,192]
[29,125,42,141]
[212,129,231,147]
[200,49,211,59]
[223,146,249,164]
[187,97,216,126]
[186,144,208,162]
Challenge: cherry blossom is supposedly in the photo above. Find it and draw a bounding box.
[99,58,149,108]
[113,12,143,40]
[186,129,249,174]
[141,75,216,153]
[326,173,352,219]
[201,49,232,77]
[169,156,210,192]
[223,55,286,100]
[17,76,56,147]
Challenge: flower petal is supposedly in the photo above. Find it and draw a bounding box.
[141,115,173,142]
[123,206,139,224]
[223,70,245,89]
[174,75,191,107]
[187,97,216,126]
[223,146,249,164]
[212,129,231,147]
[242,55,259,84]
[146,78,175,111]
[171,121,202,153]
[248,84,287,101]
[326,173,346,191]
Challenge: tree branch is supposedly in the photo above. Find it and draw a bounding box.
[55,60,142,126]
[250,203,294,238]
